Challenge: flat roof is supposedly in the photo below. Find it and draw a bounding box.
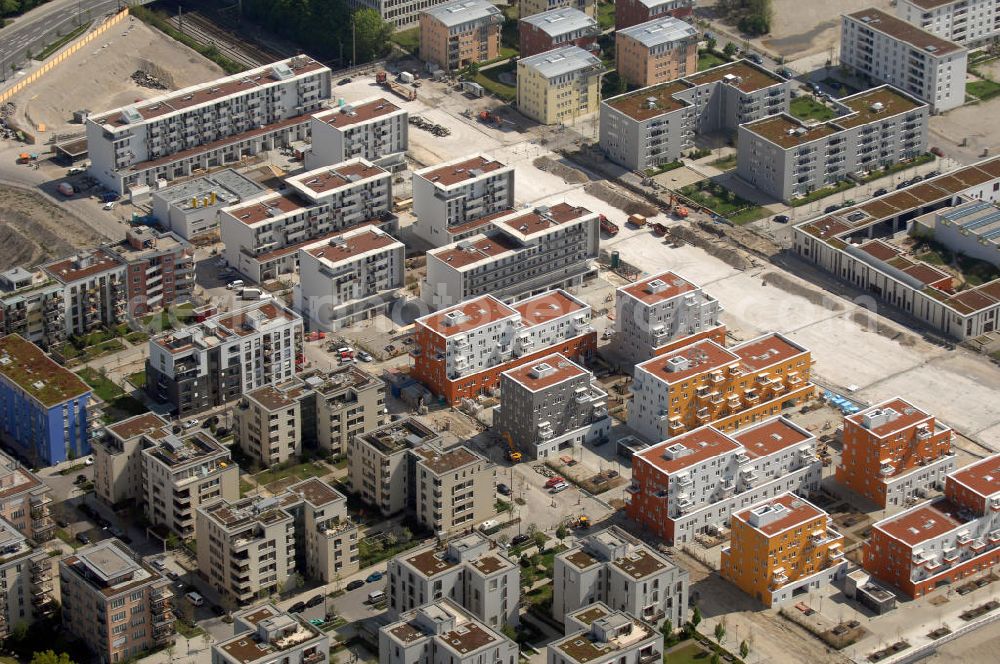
[503,353,587,391]
[414,445,484,475]
[0,335,90,408]
[619,271,700,305]
[563,548,600,570]
[288,159,387,197]
[732,333,808,372]
[903,0,962,7]
[417,295,518,338]
[834,85,925,129]
[416,155,508,187]
[215,302,298,337]
[44,248,123,284]
[64,539,162,598]
[494,202,592,240]
[313,97,402,129]
[948,454,1000,500]
[847,8,964,56]
[636,339,739,385]
[225,192,308,226]
[423,0,502,27]
[610,547,668,578]
[635,426,741,475]
[846,397,934,437]
[404,547,460,577]
[288,477,345,507]
[732,417,812,459]
[515,289,587,327]
[519,45,603,79]
[246,385,298,411]
[302,227,401,265]
[554,615,654,664]
[106,412,169,440]
[469,554,512,575]
[734,493,826,537]
[521,7,598,35]
[685,59,785,93]
[153,168,264,208]
[875,498,968,546]
[617,16,698,47]
[743,114,840,148]
[429,233,521,270]
[145,430,228,468]
[605,79,692,120]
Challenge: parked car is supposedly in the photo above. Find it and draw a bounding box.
[76,533,90,545]
[497,483,511,496]
[226,280,244,290]
[151,558,167,571]
[747,53,763,64]
[543,476,565,489]
[186,592,205,607]
[211,604,226,616]
[183,419,198,429]
[346,580,365,591]
[103,201,117,210]
[310,618,325,626]
[306,594,325,608]
[74,474,88,485]
[339,77,352,85]
[110,526,125,538]
[289,601,306,613]
[357,351,373,362]
[366,571,384,583]
[549,481,570,493]
[201,415,219,429]
[873,188,888,197]
[510,534,531,547]
[823,204,842,214]
[773,215,790,224]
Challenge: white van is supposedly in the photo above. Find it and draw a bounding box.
[185,591,204,606]
[240,287,264,300]
[367,590,386,604]
[226,280,244,290]
[479,519,498,532]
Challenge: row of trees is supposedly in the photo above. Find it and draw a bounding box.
[716,0,773,36]
[0,0,50,18]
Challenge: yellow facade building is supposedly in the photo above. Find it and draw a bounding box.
[517,45,604,125]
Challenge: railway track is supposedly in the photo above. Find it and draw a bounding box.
[167,11,279,69]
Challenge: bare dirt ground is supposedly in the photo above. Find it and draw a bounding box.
[929,98,1000,164]
[0,184,104,271]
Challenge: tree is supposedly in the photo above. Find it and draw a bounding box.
[352,8,392,64]
[740,640,750,659]
[707,36,717,52]
[660,618,673,644]
[710,654,720,664]
[165,533,180,550]
[10,620,28,641]
[532,530,547,551]
[714,620,726,644]
[691,606,702,629]
[556,524,568,541]
[723,42,738,58]
[31,652,75,664]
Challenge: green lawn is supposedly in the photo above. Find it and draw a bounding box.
[967,79,1000,101]
[790,96,836,121]
[666,642,712,664]
[127,370,146,389]
[645,160,684,176]
[710,154,738,171]
[102,395,148,424]
[475,62,517,101]
[254,460,329,486]
[857,152,934,183]
[678,181,766,224]
[596,2,615,30]
[239,478,255,497]
[175,620,205,639]
[37,21,90,60]
[788,180,856,207]
[76,367,124,402]
[391,27,420,54]
[698,51,727,71]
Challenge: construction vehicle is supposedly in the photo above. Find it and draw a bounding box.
[478,110,503,126]
[651,222,668,236]
[599,214,619,236]
[627,213,647,228]
[674,206,689,218]
[573,516,591,529]
[501,431,522,463]
[376,71,388,84]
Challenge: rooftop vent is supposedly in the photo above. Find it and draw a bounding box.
[646,278,668,294]
[529,362,556,379]
[665,356,690,373]
[870,102,885,113]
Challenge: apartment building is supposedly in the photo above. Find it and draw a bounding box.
[298,366,387,455]
[842,9,967,113]
[626,417,821,544]
[412,155,515,247]
[0,334,91,467]
[614,271,724,365]
[600,60,790,172]
[616,0,694,30]
[387,533,520,628]
[553,526,689,627]
[863,455,1000,598]
[349,418,441,517]
[896,0,1000,46]
[146,300,304,416]
[422,203,600,308]
[379,599,519,664]
[0,267,67,350]
[550,605,663,664]
[838,398,956,509]
[519,8,600,58]
[792,157,1000,341]
[42,249,127,337]
[495,353,609,460]
[517,46,605,126]
[294,226,406,330]
[420,0,504,72]
[627,333,814,443]
[197,478,358,604]
[109,225,194,317]
[616,17,699,88]
[738,86,929,203]
[221,158,396,283]
[306,98,409,170]
[235,385,304,466]
[60,539,175,663]
[0,450,55,543]
[0,520,56,639]
[151,169,265,241]
[86,56,331,195]
[521,0,595,19]
[411,289,597,404]
[93,412,159,506]
[720,493,847,606]
[213,604,329,664]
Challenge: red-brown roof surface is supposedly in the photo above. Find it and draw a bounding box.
[876,500,966,546]
[291,161,386,196]
[314,97,402,129]
[733,418,811,459]
[418,155,507,187]
[636,339,739,384]
[226,193,307,226]
[620,271,698,305]
[503,353,586,391]
[635,426,741,475]
[303,228,400,263]
[44,249,123,284]
[733,334,807,372]
[516,290,586,327]
[429,234,520,269]
[418,296,517,338]
[734,493,825,537]
[495,203,590,238]
[948,454,1000,499]
[859,240,900,262]
[846,397,933,438]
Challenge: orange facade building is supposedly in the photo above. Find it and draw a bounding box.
[615,17,699,88]
[419,0,503,73]
[837,397,955,509]
[720,493,846,606]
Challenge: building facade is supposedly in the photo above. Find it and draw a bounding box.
[521,0,595,19]
[213,604,329,664]
[895,0,1000,46]
[616,0,694,30]
[519,8,600,58]
[0,450,55,544]
[517,46,605,126]
[0,520,55,639]
[151,169,265,241]
[111,226,195,317]
[43,249,127,337]
[235,385,304,466]
[0,267,67,350]
[616,17,699,88]
[306,98,409,170]
[297,366,387,455]
[420,0,504,72]
[379,600,519,664]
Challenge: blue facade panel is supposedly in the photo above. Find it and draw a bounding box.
[0,378,90,466]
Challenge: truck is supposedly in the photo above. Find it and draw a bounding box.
[651,222,668,236]
[398,71,415,84]
[376,70,388,84]
[599,214,619,236]
[627,214,647,228]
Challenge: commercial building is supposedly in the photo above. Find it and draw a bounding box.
[626,417,822,545]
[838,397,956,509]
[517,46,605,126]
[197,478,359,604]
[146,301,304,416]
[895,0,1000,46]
[220,158,396,284]
[387,533,520,629]
[0,450,55,543]
[42,249,127,337]
[550,605,663,664]
[627,333,814,443]
[422,203,600,308]
[521,0,595,19]
[411,289,597,404]
[519,8,600,58]
[841,8,967,113]
[60,539,175,663]
[614,271,724,365]
[379,599,519,664]
[86,56,331,195]
[553,526,689,627]
[0,334,90,467]
[306,98,409,170]
[293,226,405,330]
[720,493,847,606]
[0,267,67,349]
[863,454,1000,598]
[412,154,515,247]
[918,199,1000,267]
[213,604,329,664]
[0,519,56,639]
[150,169,265,241]
[420,0,504,72]
[616,17,699,88]
[494,353,609,460]
[600,60,790,172]
[792,156,1000,340]
[738,86,929,203]
[616,0,694,30]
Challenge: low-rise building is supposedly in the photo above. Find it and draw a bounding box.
[306,98,409,170]
[720,493,847,606]
[0,267,66,349]
[616,17,698,88]
[553,526,689,627]
[616,0,694,30]
[550,605,663,664]
[519,8,600,58]
[388,533,519,628]
[0,334,91,467]
[420,0,504,73]
[422,203,600,308]
[0,450,55,543]
[495,353,609,460]
[410,289,597,404]
[521,0,595,19]
[60,539,175,663]
[517,46,605,126]
[918,199,1000,267]
[895,0,1000,47]
[110,225,194,317]
[379,599,519,664]
[150,169,264,241]
[213,604,330,664]
[42,249,127,337]
[838,397,955,509]
[0,519,56,639]
[293,226,405,330]
[841,8,967,113]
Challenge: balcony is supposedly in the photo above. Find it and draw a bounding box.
[639,652,662,664]
[770,569,788,588]
[675,473,692,487]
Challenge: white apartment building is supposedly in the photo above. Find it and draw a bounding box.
[550,605,663,664]
[553,526,689,627]
[146,300,304,416]
[422,203,600,308]
[151,169,265,241]
[213,604,329,664]
[896,0,1000,46]
[841,8,967,113]
[293,226,406,330]
[614,271,723,365]
[628,417,823,545]
[42,249,127,337]
[495,353,610,459]
[306,97,408,170]
[220,158,396,283]
[235,385,304,466]
[87,56,331,195]
[387,533,520,629]
[412,155,516,247]
[379,600,519,664]
[0,520,56,639]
